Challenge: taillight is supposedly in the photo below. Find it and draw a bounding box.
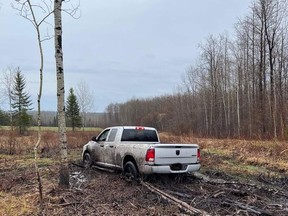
[136,126,145,130]
[145,148,155,162]
[197,149,201,161]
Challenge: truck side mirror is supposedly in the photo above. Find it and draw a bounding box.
[91,136,97,142]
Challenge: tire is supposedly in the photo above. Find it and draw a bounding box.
[123,161,139,183]
[83,152,92,168]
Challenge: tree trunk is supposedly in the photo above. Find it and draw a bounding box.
[26,0,44,212]
[54,0,69,188]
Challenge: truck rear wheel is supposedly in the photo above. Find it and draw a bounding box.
[123,161,139,183]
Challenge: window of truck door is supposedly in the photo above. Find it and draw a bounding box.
[98,129,110,142]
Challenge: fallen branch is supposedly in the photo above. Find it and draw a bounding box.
[280,149,288,155]
[224,199,273,216]
[194,173,288,198]
[50,202,81,207]
[141,181,210,216]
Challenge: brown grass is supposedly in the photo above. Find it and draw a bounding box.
[159,134,288,177]
[0,129,100,156]
[1,130,287,176]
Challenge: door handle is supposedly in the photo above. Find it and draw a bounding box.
[109,145,114,148]
[100,144,104,147]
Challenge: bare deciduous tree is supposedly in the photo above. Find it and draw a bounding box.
[1,67,16,154]
[12,0,54,212]
[76,80,94,130]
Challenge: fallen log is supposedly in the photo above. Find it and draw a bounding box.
[141,181,210,216]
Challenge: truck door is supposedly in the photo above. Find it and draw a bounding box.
[104,128,118,168]
[96,128,110,166]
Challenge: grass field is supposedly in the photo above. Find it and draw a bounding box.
[160,133,288,178]
[1,128,287,176]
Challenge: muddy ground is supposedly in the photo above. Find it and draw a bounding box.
[1,159,287,216]
[66,164,288,216]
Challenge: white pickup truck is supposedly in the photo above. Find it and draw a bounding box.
[82,126,200,181]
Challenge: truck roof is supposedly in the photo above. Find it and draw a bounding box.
[108,126,157,131]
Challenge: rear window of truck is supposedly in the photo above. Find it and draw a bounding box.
[121,129,158,142]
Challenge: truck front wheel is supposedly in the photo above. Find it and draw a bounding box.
[123,161,139,183]
[83,152,92,168]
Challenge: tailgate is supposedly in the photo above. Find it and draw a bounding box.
[154,144,199,165]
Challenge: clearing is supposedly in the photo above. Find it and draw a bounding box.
[0,130,287,215]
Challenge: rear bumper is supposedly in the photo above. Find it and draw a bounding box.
[141,163,201,174]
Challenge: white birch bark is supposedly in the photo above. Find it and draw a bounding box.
[54,0,69,187]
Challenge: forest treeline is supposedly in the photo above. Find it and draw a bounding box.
[104,0,288,139]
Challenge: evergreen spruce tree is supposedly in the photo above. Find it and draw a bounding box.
[66,88,82,131]
[11,68,32,135]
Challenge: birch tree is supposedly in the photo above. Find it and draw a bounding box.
[54,0,69,187]
[53,0,80,187]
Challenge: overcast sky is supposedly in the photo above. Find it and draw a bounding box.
[0,0,252,112]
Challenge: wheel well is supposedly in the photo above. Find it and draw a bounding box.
[123,155,138,171]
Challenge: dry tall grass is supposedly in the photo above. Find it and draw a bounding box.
[0,129,287,175]
[0,129,100,155]
[159,133,288,176]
